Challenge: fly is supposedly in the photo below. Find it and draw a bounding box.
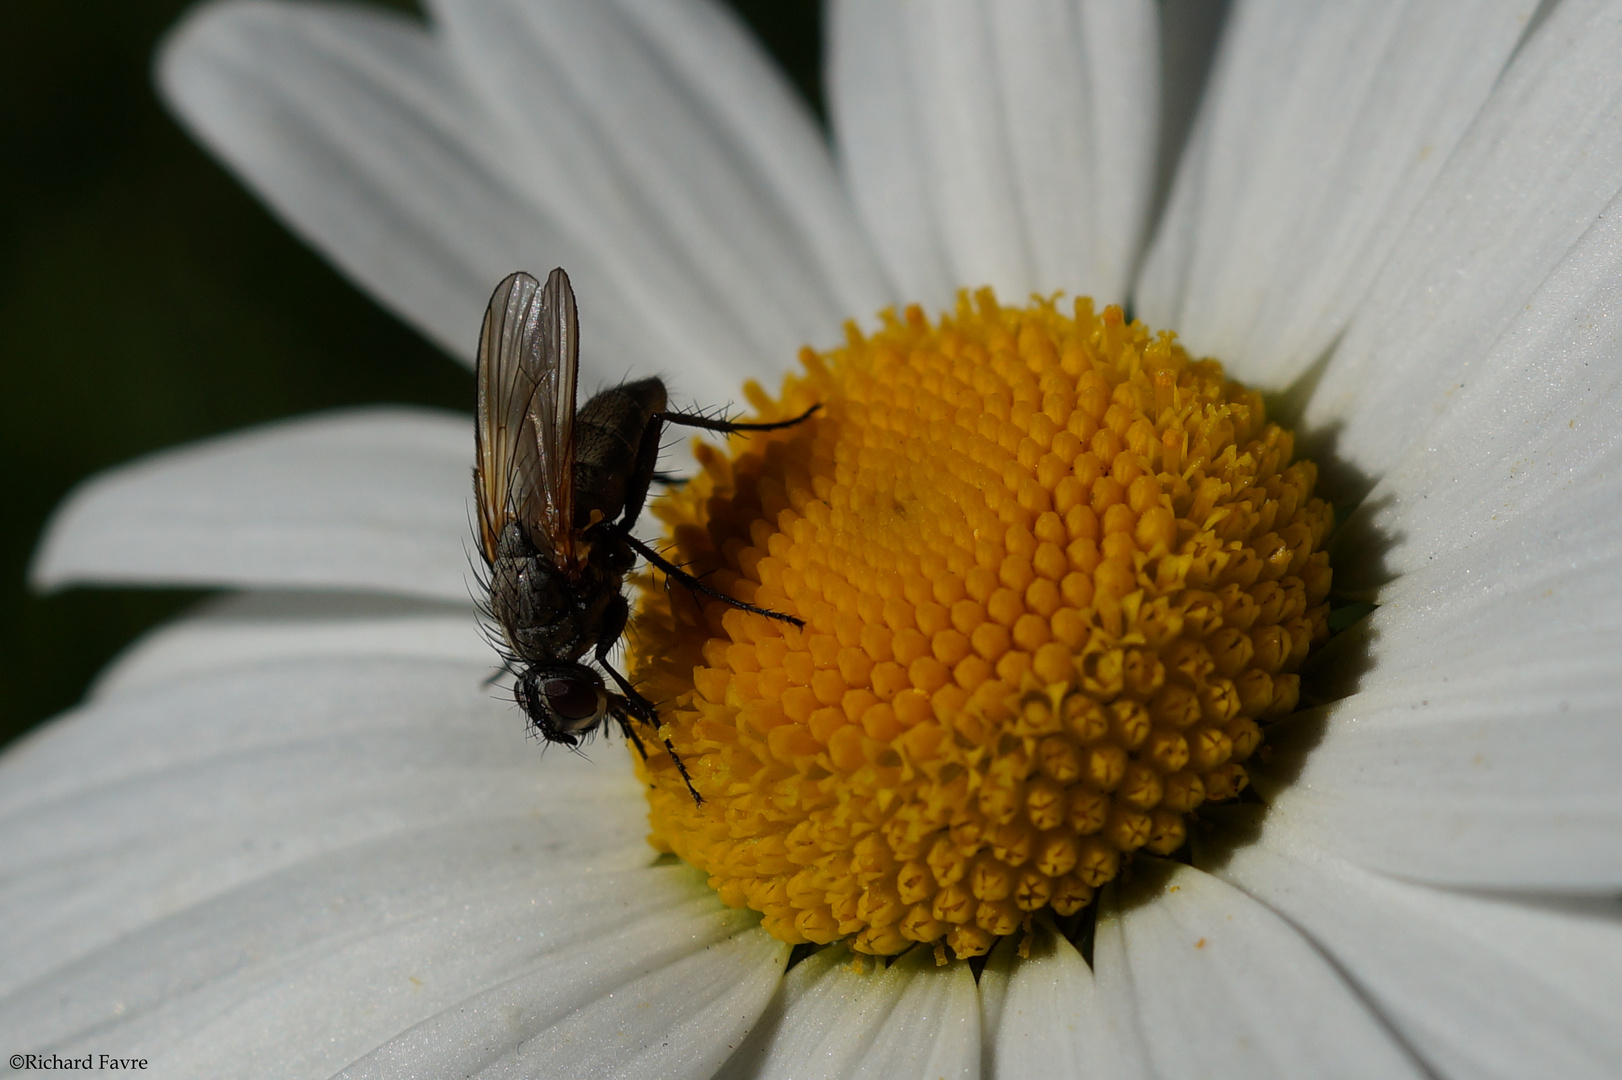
[472,268,816,802]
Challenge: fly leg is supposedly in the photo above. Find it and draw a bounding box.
[482,661,518,688]
[595,595,702,805]
[616,402,819,536]
[606,698,701,806]
[612,708,650,761]
[656,401,821,435]
[618,531,803,627]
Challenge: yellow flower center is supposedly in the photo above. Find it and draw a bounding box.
[626,290,1333,960]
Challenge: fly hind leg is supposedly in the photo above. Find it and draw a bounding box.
[624,401,820,623]
[656,401,820,436]
[615,401,818,533]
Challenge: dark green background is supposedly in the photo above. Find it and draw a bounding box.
[0,0,824,749]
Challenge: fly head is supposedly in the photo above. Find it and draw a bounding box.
[516,664,609,744]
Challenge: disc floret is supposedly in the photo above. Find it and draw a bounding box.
[627,290,1332,959]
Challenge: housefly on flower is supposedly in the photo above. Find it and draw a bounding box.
[472,268,817,802]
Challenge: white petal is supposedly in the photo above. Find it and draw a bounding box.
[1256,616,1622,891]
[902,0,1041,300]
[1303,0,1622,472]
[830,0,1159,310]
[713,944,853,1080]
[990,0,1160,303]
[828,0,955,310]
[1270,359,1622,892]
[853,950,979,1080]
[0,656,771,1079]
[1210,816,1622,1080]
[715,946,979,1080]
[1331,185,1622,596]
[1311,479,1622,710]
[976,935,1013,1077]
[1098,863,1424,1079]
[906,1,1032,298]
[428,0,884,396]
[159,0,668,383]
[9,847,776,1080]
[986,923,1150,1080]
[91,591,489,700]
[1136,0,1533,388]
[341,906,786,1080]
[601,0,891,326]
[31,408,473,601]
[1149,0,1230,224]
[0,658,647,1001]
[1088,895,1177,1080]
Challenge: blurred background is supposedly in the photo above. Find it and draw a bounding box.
[0,0,824,749]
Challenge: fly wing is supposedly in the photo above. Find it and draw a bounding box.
[474,269,579,566]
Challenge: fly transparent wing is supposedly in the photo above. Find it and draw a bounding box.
[526,267,579,551]
[473,269,578,565]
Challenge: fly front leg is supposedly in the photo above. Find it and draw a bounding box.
[592,593,657,721]
[594,593,702,804]
[606,698,702,806]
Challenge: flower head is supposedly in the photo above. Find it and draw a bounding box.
[7,1,1622,1077]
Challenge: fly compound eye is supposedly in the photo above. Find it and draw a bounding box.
[542,677,605,731]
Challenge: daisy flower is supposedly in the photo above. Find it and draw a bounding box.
[6,0,1622,1077]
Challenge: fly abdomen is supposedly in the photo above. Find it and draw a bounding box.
[491,522,575,656]
[490,520,626,664]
